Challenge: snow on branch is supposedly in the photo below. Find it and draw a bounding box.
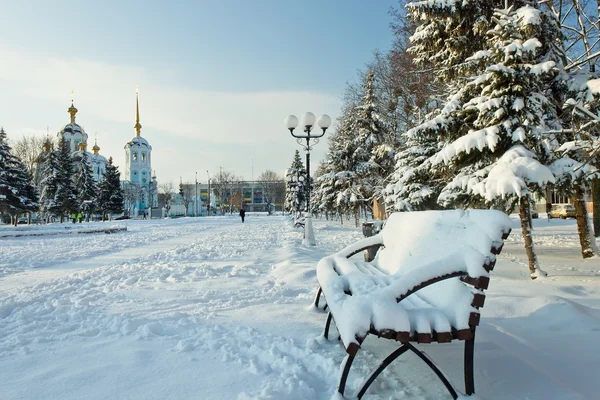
[515,5,542,26]
[471,145,555,201]
[431,126,501,166]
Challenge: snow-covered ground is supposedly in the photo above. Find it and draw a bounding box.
[0,215,598,399]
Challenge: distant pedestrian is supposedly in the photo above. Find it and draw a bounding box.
[142,211,147,220]
[239,208,246,223]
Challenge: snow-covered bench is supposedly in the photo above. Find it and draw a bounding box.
[314,209,512,399]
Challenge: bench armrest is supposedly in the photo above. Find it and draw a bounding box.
[382,262,466,303]
[335,233,384,259]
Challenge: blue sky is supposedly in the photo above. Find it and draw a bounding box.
[0,0,398,184]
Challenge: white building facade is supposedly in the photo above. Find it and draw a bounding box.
[123,91,158,216]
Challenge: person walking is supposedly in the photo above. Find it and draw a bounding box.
[239,208,246,223]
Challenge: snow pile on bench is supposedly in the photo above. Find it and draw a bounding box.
[317,209,512,349]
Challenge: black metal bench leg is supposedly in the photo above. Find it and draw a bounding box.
[314,286,322,308]
[406,343,458,399]
[338,353,356,396]
[357,344,410,399]
[464,328,476,395]
[324,312,333,339]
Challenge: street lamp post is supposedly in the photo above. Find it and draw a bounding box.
[195,172,198,217]
[238,181,243,211]
[284,112,331,246]
[206,170,211,216]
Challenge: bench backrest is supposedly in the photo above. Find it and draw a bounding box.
[372,210,511,329]
[375,209,511,278]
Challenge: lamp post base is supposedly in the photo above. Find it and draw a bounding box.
[303,213,316,246]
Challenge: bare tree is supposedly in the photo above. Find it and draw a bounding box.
[159,182,174,216]
[10,134,47,182]
[122,182,143,216]
[230,180,245,212]
[211,169,236,215]
[181,183,195,216]
[257,170,284,214]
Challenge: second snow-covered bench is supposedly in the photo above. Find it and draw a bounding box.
[314,209,511,399]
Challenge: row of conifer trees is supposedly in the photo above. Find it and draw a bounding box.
[0,128,124,225]
[298,1,600,276]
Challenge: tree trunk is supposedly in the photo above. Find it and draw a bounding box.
[519,197,546,279]
[593,178,600,237]
[572,184,596,258]
[354,206,359,227]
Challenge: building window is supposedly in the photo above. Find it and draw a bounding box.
[134,171,138,175]
[142,153,146,161]
[550,190,569,204]
[133,152,138,161]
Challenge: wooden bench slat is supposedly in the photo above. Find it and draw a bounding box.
[472,293,486,308]
[483,259,497,272]
[491,242,504,255]
[460,275,490,290]
[452,328,473,341]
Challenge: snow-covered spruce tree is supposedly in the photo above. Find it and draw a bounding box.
[313,120,344,221]
[384,91,465,212]
[38,143,60,222]
[7,159,38,225]
[326,109,364,225]
[385,0,502,211]
[97,157,123,221]
[312,156,340,221]
[0,127,38,224]
[385,124,445,211]
[289,149,302,169]
[18,169,39,222]
[74,150,98,222]
[427,5,562,278]
[309,162,328,219]
[350,71,395,212]
[43,137,77,222]
[313,159,348,224]
[284,150,306,217]
[0,127,19,219]
[406,0,503,86]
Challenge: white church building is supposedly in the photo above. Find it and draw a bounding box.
[44,91,158,218]
[52,100,109,183]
